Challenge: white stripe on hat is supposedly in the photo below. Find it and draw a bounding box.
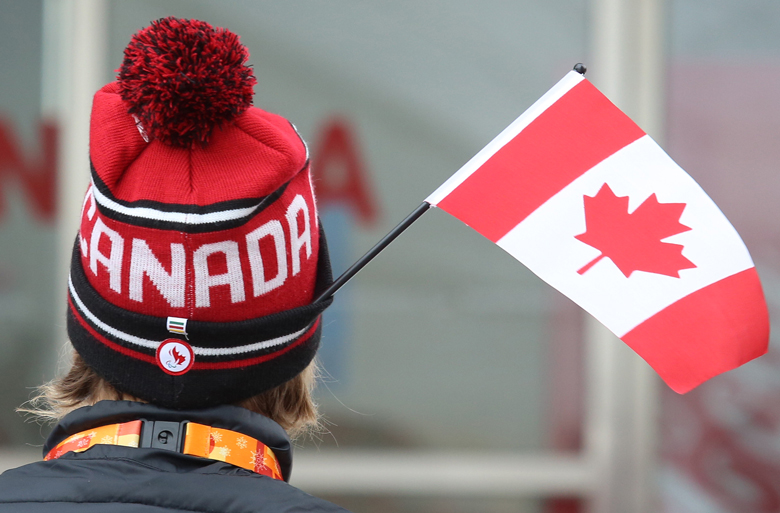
[91,179,262,226]
[68,275,312,355]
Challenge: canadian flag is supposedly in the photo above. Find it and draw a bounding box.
[427,70,769,393]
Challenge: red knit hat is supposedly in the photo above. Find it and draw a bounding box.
[67,17,333,409]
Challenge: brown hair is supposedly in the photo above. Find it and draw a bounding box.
[22,351,321,440]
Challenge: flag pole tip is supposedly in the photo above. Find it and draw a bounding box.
[573,63,587,75]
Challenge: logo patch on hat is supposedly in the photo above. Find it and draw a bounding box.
[156,339,194,375]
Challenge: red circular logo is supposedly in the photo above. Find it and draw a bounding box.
[156,339,195,375]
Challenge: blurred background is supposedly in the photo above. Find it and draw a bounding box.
[1,0,779,512]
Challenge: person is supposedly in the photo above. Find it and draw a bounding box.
[0,17,350,512]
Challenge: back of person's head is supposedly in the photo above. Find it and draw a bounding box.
[32,17,333,438]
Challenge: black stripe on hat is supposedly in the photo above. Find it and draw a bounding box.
[68,304,323,409]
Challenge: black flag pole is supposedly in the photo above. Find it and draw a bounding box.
[315,63,587,304]
[315,201,431,303]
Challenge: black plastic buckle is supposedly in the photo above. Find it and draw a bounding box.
[139,419,189,453]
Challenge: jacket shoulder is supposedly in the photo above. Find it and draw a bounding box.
[0,456,350,513]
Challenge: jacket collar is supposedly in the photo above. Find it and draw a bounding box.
[44,400,293,481]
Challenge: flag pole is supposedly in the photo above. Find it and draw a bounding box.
[315,201,431,303]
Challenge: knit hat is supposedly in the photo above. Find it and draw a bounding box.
[66,17,333,409]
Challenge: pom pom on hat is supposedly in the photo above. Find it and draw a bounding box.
[117,17,257,147]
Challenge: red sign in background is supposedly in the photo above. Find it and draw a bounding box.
[0,120,57,224]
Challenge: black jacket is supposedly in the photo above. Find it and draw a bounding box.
[0,401,349,512]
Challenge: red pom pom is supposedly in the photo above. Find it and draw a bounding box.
[118,17,257,147]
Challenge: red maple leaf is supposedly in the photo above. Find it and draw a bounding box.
[170,346,186,365]
[575,184,696,278]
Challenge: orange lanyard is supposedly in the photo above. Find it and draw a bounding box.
[45,420,283,480]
